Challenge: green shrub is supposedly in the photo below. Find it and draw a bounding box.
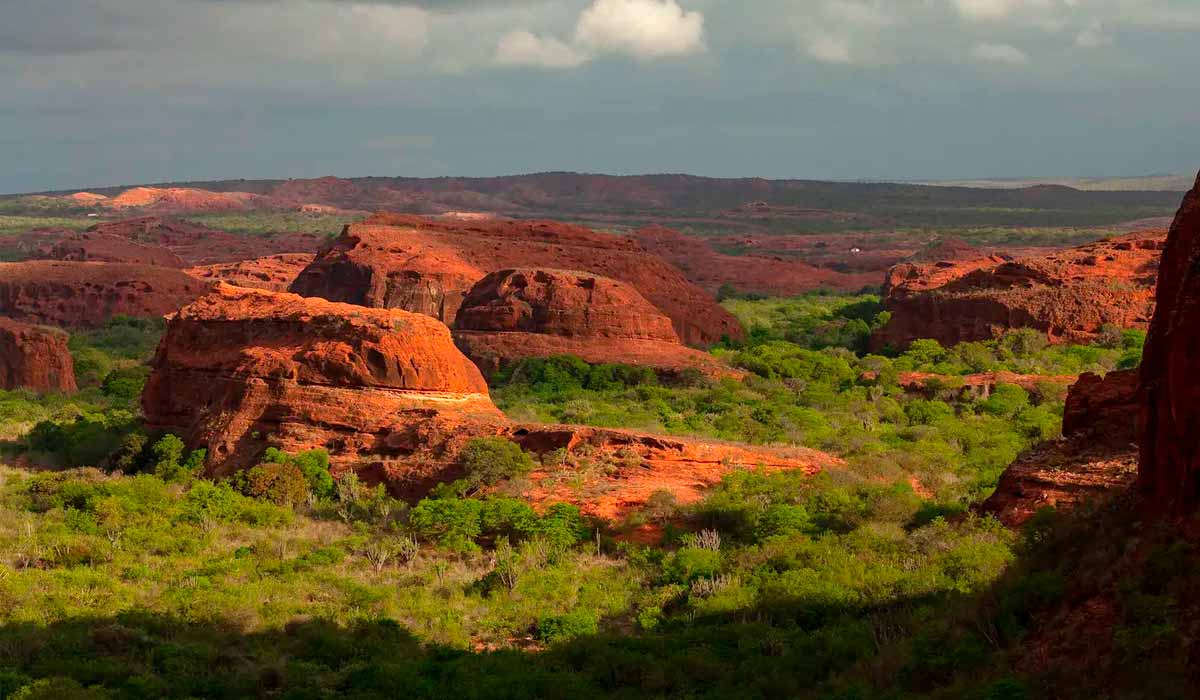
[408,497,483,552]
[260,448,333,499]
[460,438,535,492]
[664,547,722,584]
[242,462,310,506]
[537,609,600,643]
[100,367,149,403]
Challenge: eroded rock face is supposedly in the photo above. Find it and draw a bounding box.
[186,254,316,292]
[289,214,743,346]
[141,284,505,480]
[979,369,1139,527]
[44,232,185,267]
[1138,174,1200,514]
[452,268,736,378]
[0,261,211,327]
[0,317,76,392]
[873,231,1164,350]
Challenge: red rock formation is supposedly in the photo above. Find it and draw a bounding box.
[979,369,1139,527]
[1138,174,1200,514]
[631,225,880,295]
[874,231,1164,350]
[140,286,832,510]
[451,268,738,378]
[141,284,506,481]
[0,317,77,392]
[86,217,323,266]
[44,232,185,267]
[186,254,316,292]
[289,214,743,345]
[0,261,211,327]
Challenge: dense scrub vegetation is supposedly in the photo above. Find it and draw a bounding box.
[0,294,1162,698]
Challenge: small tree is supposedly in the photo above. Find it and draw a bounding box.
[460,438,535,494]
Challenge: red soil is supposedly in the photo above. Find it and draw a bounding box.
[85,217,323,265]
[43,232,185,267]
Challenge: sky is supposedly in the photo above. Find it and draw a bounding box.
[1,0,1198,193]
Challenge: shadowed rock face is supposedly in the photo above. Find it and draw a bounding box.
[289,214,743,346]
[0,261,211,327]
[43,232,185,267]
[85,217,323,266]
[873,231,1165,350]
[0,318,76,393]
[979,369,1140,528]
[1138,174,1200,514]
[141,284,504,479]
[451,268,737,379]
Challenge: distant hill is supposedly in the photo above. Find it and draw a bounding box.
[15,172,1186,233]
[920,174,1194,192]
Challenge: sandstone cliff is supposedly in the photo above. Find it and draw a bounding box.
[1138,173,1200,514]
[186,254,316,292]
[0,317,77,392]
[44,232,185,267]
[289,214,743,346]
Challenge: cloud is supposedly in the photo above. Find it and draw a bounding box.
[970,42,1029,64]
[806,35,853,63]
[574,0,705,58]
[495,30,589,68]
[1074,19,1111,48]
[952,0,1022,21]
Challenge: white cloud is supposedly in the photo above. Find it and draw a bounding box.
[574,0,705,59]
[954,0,1019,21]
[807,35,853,63]
[1074,19,1111,47]
[495,30,589,69]
[971,42,1029,64]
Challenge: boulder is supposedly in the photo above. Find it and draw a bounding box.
[1138,173,1200,514]
[0,317,76,392]
[289,214,743,346]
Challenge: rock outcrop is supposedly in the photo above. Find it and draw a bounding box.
[0,317,77,392]
[451,269,735,378]
[289,214,743,346]
[141,284,506,482]
[873,231,1164,350]
[186,254,316,292]
[1138,174,1200,514]
[979,369,1139,527]
[44,232,185,267]
[141,285,827,510]
[0,261,211,327]
[513,426,834,521]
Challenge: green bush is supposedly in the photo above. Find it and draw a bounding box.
[460,438,535,492]
[537,609,600,643]
[664,547,722,584]
[242,462,310,506]
[408,497,484,552]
